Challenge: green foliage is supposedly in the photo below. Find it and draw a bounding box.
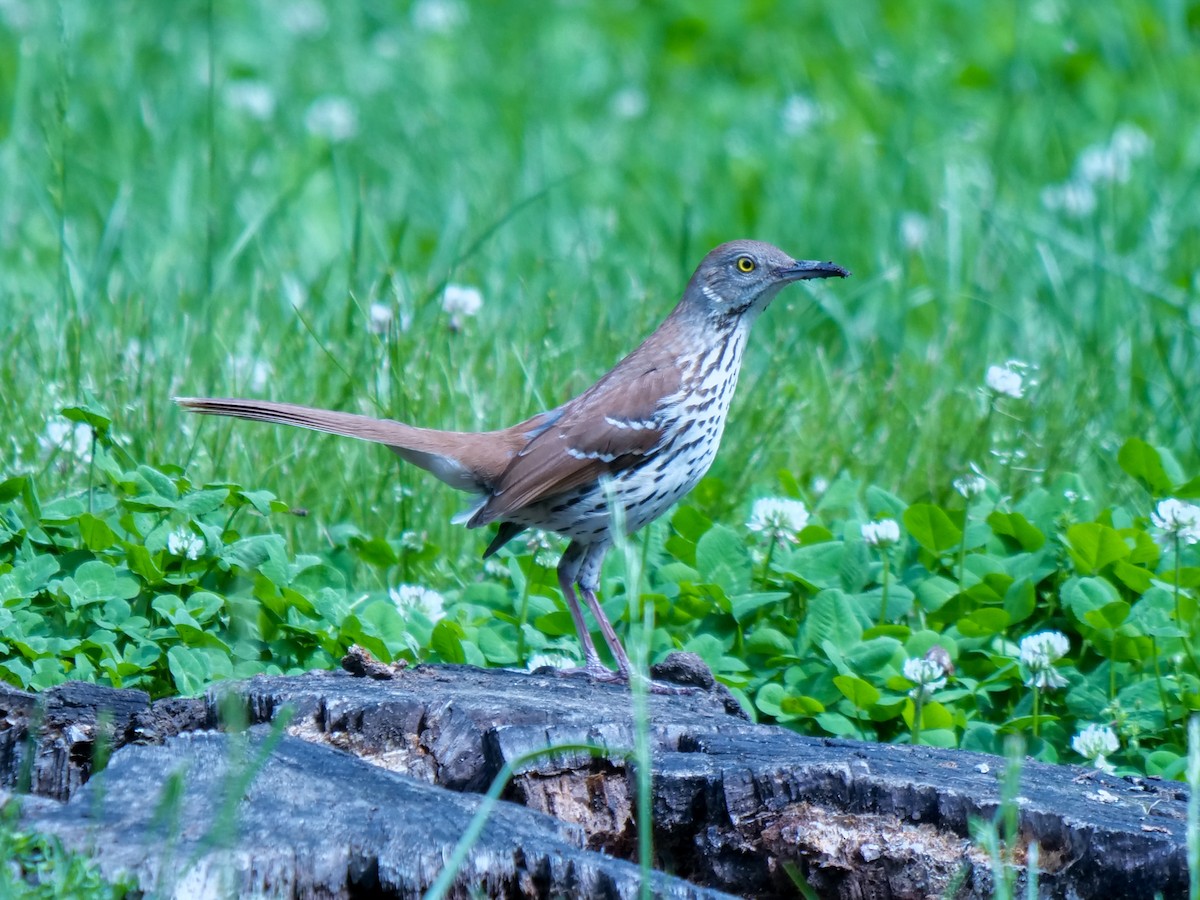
[664,437,1197,776]
[8,400,1198,783]
[0,800,132,899]
[1,0,1196,574]
[0,408,461,697]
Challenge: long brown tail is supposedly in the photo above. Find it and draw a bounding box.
[175,397,515,493]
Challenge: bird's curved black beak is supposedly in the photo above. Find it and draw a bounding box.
[780,259,850,281]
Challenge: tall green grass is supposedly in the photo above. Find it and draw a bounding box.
[1,0,1197,581]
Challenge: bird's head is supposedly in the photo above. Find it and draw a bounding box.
[683,239,848,322]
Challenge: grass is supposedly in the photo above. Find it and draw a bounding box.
[3,0,1196,570]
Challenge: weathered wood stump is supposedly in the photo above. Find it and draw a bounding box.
[0,659,1190,898]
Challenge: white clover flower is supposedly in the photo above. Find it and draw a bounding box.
[1031,0,1063,24]
[1071,723,1119,773]
[1040,180,1097,218]
[281,0,328,35]
[985,363,1024,399]
[899,212,929,251]
[1151,498,1200,546]
[225,80,276,120]
[41,418,93,463]
[1078,144,1130,185]
[304,96,358,142]
[167,527,205,561]
[230,354,272,393]
[747,498,810,546]
[953,470,987,499]
[861,519,900,548]
[442,283,482,318]
[1042,125,1150,220]
[610,86,648,120]
[1019,631,1070,690]
[483,557,510,579]
[369,302,394,334]
[411,0,467,33]
[780,94,820,136]
[389,584,446,623]
[527,652,576,672]
[1077,124,1150,186]
[1110,123,1151,162]
[524,529,561,569]
[903,656,947,700]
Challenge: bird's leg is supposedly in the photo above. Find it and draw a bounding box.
[574,542,632,680]
[557,569,608,675]
[555,542,620,680]
[551,542,688,692]
[578,586,632,680]
[577,544,697,695]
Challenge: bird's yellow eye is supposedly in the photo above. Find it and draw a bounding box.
[736,256,756,273]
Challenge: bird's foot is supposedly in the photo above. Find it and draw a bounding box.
[536,661,628,684]
[532,662,698,694]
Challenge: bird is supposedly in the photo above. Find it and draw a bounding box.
[177,240,848,683]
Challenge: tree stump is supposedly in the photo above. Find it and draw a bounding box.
[1,660,1190,898]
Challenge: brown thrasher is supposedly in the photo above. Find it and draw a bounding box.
[178,240,848,681]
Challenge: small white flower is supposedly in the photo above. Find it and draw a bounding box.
[525,529,561,569]
[442,283,482,317]
[230,355,272,393]
[411,0,467,33]
[1078,144,1130,185]
[1151,498,1200,546]
[167,527,205,561]
[861,519,900,548]
[1041,180,1097,218]
[483,557,510,579]
[1077,125,1151,186]
[41,418,93,463]
[527,652,576,672]
[281,0,328,36]
[369,302,394,334]
[899,212,929,251]
[1072,723,1119,773]
[985,363,1024,399]
[747,498,810,545]
[225,80,276,120]
[1110,123,1151,162]
[389,584,446,623]
[610,86,648,120]
[903,656,947,700]
[442,283,483,329]
[953,470,987,499]
[304,95,358,142]
[1019,631,1070,690]
[1031,0,1063,23]
[780,94,820,136]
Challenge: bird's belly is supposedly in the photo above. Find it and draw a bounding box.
[510,415,728,543]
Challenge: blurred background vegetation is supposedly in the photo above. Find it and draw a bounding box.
[1,0,1197,582]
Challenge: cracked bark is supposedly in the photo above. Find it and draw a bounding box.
[0,660,1189,898]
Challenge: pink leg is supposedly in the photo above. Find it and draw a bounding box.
[580,587,632,680]
[557,568,611,676]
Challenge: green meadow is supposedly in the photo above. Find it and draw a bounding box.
[2,0,1200,832]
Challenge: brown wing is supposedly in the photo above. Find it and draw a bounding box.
[468,362,683,527]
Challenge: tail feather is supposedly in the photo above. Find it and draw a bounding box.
[175,397,514,493]
[176,397,414,444]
